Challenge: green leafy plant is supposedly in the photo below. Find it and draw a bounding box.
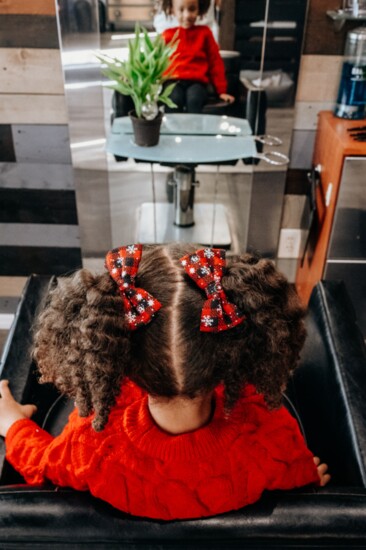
[96,23,178,119]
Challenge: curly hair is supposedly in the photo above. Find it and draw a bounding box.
[33,244,306,431]
[160,0,211,17]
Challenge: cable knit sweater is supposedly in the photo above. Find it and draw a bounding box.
[162,25,227,95]
[5,381,319,520]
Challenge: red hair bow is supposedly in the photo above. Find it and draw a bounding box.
[105,244,162,330]
[180,248,245,332]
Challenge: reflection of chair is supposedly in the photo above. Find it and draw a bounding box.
[74,0,93,32]
[1,278,366,545]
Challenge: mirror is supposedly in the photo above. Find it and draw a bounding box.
[55,0,316,261]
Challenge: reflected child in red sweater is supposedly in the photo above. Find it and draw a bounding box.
[0,243,330,520]
[161,0,234,112]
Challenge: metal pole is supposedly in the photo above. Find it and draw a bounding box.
[173,165,195,227]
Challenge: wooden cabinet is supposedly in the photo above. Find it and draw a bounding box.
[296,110,366,335]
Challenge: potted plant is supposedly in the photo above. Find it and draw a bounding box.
[97,23,178,146]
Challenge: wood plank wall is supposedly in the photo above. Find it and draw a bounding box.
[0,0,82,275]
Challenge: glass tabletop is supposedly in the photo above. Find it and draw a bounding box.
[108,114,257,164]
[112,113,253,137]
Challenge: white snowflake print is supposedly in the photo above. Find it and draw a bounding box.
[191,255,199,263]
[189,267,195,274]
[137,305,145,313]
[202,315,214,327]
[147,299,154,306]
[136,293,143,301]
[181,259,187,266]
[204,249,214,258]
[123,282,129,288]
[127,245,137,254]
[201,266,210,275]
[126,312,136,322]
[122,270,127,277]
[112,268,118,275]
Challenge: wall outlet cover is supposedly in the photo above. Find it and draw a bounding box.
[277,228,308,259]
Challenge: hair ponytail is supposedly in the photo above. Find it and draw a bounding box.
[33,270,132,431]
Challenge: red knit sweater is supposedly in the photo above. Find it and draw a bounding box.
[5,381,319,520]
[162,25,227,95]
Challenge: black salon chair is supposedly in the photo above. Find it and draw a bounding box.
[1,278,366,547]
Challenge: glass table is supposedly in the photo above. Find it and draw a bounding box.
[107,113,257,247]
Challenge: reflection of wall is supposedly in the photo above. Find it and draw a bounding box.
[0,0,81,275]
[290,0,361,169]
[233,0,307,83]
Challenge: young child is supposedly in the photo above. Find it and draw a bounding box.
[154,0,220,43]
[0,244,330,520]
[161,0,235,112]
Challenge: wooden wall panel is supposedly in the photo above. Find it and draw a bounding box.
[0,15,59,48]
[303,0,358,55]
[0,223,80,247]
[0,0,56,16]
[0,95,68,124]
[0,247,82,276]
[0,163,74,190]
[0,49,64,94]
[0,189,79,224]
[0,125,15,162]
[12,124,72,164]
[0,1,82,275]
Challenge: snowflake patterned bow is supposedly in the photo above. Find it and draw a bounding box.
[180,248,245,332]
[105,244,162,330]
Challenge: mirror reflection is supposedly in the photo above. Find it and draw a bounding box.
[58,0,297,261]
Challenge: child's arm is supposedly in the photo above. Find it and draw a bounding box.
[266,409,331,490]
[219,93,235,103]
[0,380,87,489]
[251,399,330,491]
[204,28,234,103]
[0,380,37,436]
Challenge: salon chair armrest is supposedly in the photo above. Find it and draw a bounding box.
[286,280,366,487]
[0,484,365,547]
[0,275,59,483]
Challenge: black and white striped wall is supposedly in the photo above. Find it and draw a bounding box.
[0,0,82,275]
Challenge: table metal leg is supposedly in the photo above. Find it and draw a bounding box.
[137,164,231,247]
[171,165,198,227]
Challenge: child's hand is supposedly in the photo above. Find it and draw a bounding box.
[313,456,331,486]
[219,93,235,104]
[0,380,37,437]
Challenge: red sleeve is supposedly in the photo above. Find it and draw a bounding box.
[204,27,227,95]
[5,413,88,489]
[161,28,175,45]
[4,381,141,489]
[256,405,320,490]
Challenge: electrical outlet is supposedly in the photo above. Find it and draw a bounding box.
[277,228,307,259]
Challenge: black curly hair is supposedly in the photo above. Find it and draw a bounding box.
[160,0,211,17]
[32,243,306,431]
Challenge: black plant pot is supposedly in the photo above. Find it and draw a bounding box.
[129,110,163,147]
